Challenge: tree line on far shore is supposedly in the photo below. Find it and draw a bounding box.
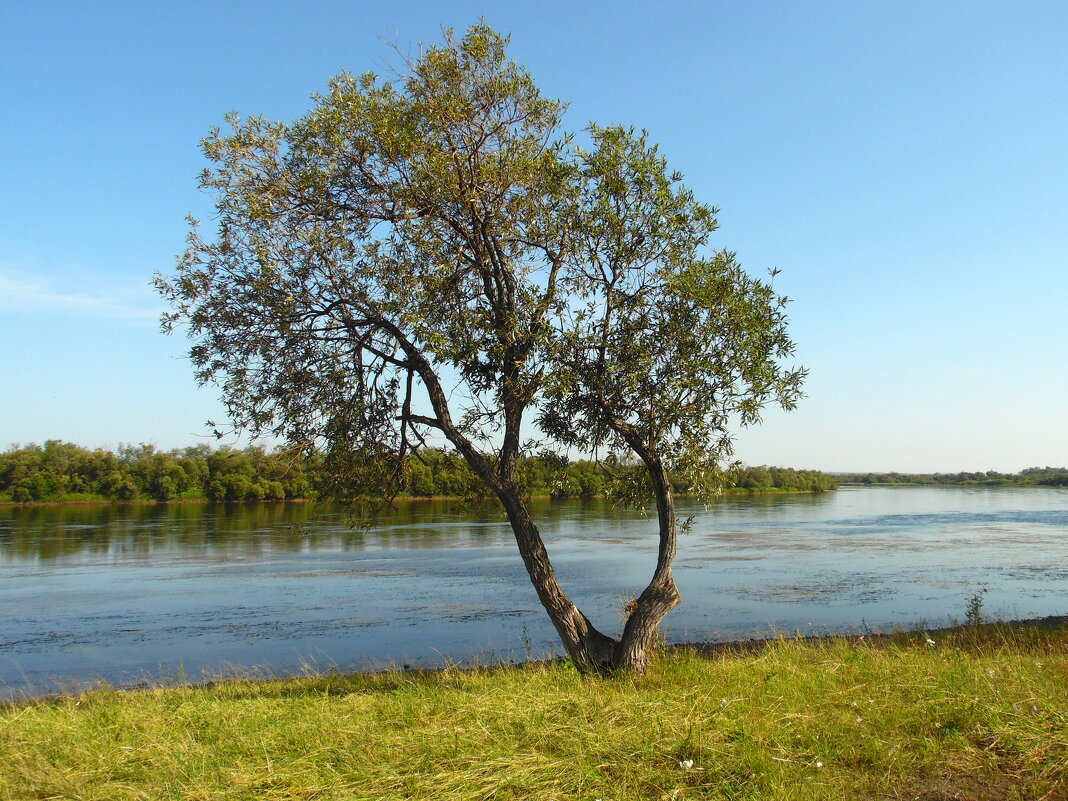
[837,467,1068,487]
[0,440,837,504]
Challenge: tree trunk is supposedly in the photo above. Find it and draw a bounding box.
[454,383,682,674]
[613,451,681,671]
[498,491,618,672]
[495,455,681,675]
[614,578,681,671]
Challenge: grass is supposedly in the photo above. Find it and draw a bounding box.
[2,623,1067,800]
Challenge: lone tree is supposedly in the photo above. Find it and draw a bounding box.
[156,24,804,673]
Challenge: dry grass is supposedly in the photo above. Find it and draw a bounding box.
[2,623,1067,800]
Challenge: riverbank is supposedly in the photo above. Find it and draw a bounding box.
[0,485,832,508]
[3,618,1066,800]
[1,442,839,505]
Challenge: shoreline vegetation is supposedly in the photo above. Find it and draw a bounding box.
[837,466,1068,488]
[3,441,1066,508]
[3,617,1066,799]
[0,484,828,508]
[0,440,839,506]
[0,488,822,509]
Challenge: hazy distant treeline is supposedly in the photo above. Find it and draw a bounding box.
[837,467,1068,487]
[0,440,837,503]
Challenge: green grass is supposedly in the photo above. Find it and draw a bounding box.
[718,486,825,494]
[0,491,112,505]
[3,624,1067,800]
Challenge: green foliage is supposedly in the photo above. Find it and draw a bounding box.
[154,24,581,499]
[0,440,113,502]
[0,441,313,503]
[728,464,838,492]
[154,23,803,504]
[965,589,987,627]
[838,468,1068,487]
[538,126,804,501]
[0,442,837,503]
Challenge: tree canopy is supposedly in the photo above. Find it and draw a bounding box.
[156,24,804,672]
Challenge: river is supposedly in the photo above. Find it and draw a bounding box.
[2,486,1066,697]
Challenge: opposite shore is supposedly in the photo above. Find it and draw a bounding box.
[0,484,834,508]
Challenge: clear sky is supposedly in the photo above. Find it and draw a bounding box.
[2,0,1065,473]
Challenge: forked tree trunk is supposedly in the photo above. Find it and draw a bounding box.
[495,453,682,675]
[612,451,682,671]
[431,361,682,673]
[498,493,617,672]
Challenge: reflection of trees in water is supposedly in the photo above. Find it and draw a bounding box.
[1,502,317,562]
[2,500,525,561]
[0,494,840,562]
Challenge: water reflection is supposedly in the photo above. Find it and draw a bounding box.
[0,500,512,563]
[0,496,693,564]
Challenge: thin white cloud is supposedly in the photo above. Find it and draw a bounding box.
[0,270,159,320]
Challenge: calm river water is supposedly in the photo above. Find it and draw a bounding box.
[2,486,1067,697]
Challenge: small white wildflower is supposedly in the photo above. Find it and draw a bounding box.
[815,760,823,768]
[986,669,996,677]
[679,759,694,770]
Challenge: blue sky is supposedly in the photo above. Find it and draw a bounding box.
[2,1,1065,472]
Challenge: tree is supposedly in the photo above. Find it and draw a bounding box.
[156,24,804,673]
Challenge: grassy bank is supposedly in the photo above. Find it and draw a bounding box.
[3,623,1066,800]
